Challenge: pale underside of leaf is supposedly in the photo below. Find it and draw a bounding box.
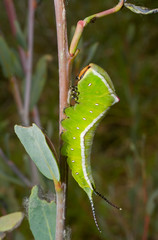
[14,123,60,182]
[0,212,24,233]
[28,186,56,240]
[124,3,158,15]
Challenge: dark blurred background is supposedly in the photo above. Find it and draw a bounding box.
[0,0,158,239]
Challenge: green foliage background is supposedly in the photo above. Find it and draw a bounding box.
[0,0,158,239]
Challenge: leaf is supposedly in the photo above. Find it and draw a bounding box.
[30,55,52,110]
[10,49,24,79]
[83,42,99,66]
[0,212,24,233]
[147,189,158,215]
[28,186,56,240]
[124,3,158,15]
[15,20,27,50]
[0,169,24,186]
[0,36,24,79]
[14,124,60,181]
[0,36,14,78]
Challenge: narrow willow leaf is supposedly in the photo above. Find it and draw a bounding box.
[14,124,60,181]
[0,36,23,79]
[0,36,14,78]
[15,20,27,50]
[10,49,24,79]
[0,212,24,233]
[0,169,24,186]
[28,186,56,240]
[30,55,52,110]
[124,3,158,15]
[147,189,158,215]
[83,42,99,67]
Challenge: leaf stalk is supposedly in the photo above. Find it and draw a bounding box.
[69,0,124,56]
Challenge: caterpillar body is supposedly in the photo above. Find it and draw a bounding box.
[61,63,121,231]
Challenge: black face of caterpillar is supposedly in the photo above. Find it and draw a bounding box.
[70,86,80,104]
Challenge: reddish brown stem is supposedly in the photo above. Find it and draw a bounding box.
[31,106,41,128]
[4,0,27,72]
[54,0,69,133]
[4,0,41,127]
[141,174,150,240]
[53,0,69,239]
[3,0,16,35]
[140,137,150,240]
[70,0,124,55]
[4,0,39,184]
[142,215,150,240]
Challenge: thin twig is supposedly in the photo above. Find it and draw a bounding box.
[4,0,40,185]
[4,0,42,131]
[142,215,150,240]
[31,106,41,128]
[4,0,41,127]
[3,0,16,35]
[140,137,150,240]
[0,148,32,187]
[69,0,124,55]
[3,0,27,72]
[24,0,35,126]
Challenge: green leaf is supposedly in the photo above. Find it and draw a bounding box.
[83,42,99,66]
[147,189,158,215]
[124,3,158,15]
[14,123,60,181]
[15,20,27,50]
[30,55,52,110]
[28,186,56,240]
[0,36,24,79]
[0,36,14,78]
[10,49,24,79]
[0,169,24,186]
[0,212,24,233]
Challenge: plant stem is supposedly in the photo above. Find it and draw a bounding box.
[140,138,150,240]
[55,182,66,240]
[142,215,150,240]
[4,0,40,185]
[69,0,124,55]
[3,0,16,35]
[53,0,69,239]
[54,0,69,132]
[24,0,35,126]
[3,0,27,72]
[31,106,41,127]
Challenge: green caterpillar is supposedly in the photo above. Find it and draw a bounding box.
[61,63,121,231]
